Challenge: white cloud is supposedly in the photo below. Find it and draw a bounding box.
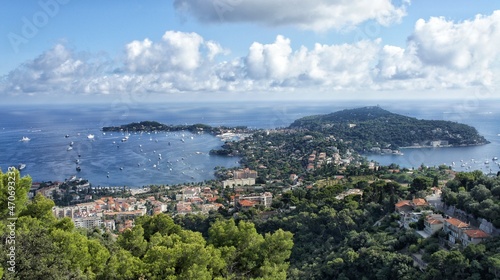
[173,0,408,31]
[246,35,292,79]
[2,11,500,100]
[376,11,500,89]
[244,35,380,90]
[124,31,204,73]
[411,12,500,70]
[1,44,93,94]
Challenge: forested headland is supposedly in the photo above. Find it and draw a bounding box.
[289,106,489,151]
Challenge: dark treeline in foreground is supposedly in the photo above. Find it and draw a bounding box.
[2,168,500,279]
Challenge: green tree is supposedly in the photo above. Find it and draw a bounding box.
[117,225,148,258]
[0,168,31,219]
[208,219,293,279]
[143,230,225,280]
[101,248,145,280]
[20,193,56,223]
[410,177,433,194]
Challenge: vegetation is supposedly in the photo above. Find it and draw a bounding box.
[2,166,500,279]
[0,169,293,279]
[289,106,489,151]
[102,120,250,135]
[441,171,500,227]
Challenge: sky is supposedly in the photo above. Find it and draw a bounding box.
[1,0,500,104]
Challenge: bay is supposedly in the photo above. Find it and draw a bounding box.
[1,99,499,187]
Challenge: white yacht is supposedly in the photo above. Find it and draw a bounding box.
[87,134,95,140]
[20,136,31,142]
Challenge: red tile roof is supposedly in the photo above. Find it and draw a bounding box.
[463,229,489,239]
[395,200,410,208]
[239,200,257,207]
[412,198,428,206]
[446,217,469,228]
[426,217,443,224]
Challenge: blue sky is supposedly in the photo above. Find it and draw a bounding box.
[1,0,500,104]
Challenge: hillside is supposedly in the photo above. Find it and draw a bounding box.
[289,106,489,151]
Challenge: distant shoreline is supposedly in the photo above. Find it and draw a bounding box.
[400,143,488,149]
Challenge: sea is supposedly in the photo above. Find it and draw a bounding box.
[1,99,499,187]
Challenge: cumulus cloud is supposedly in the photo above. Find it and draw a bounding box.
[376,11,500,88]
[411,13,500,70]
[173,0,408,31]
[245,35,380,89]
[2,44,96,94]
[2,11,500,99]
[124,31,204,73]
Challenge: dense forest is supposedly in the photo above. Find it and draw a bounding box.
[441,171,500,227]
[289,106,489,151]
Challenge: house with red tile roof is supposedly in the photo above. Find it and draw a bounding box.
[444,217,470,245]
[424,214,445,236]
[461,229,490,246]
[395,200,412,213]
[412,198,428,207]
[238,199,257,209]
[395,198,429,213]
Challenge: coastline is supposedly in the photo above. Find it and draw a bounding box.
[399,143,489,149]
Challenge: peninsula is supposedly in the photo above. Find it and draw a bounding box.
[101,120,251,135]
[289,106,489,152]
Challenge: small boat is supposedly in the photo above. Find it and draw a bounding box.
[65,134,70,138]
[485,160,490,165]
[493,157,498,161]
[76,166,81,172]
[121,135,129,142]
[20,136,31,142]
[18,163,26,170]
[67,146,73,151]
[120,167,124,170]
[87,134,95,140]
[75,159,80,164]
[69,141,74,146]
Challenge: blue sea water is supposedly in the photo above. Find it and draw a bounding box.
[1,99,499,187]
